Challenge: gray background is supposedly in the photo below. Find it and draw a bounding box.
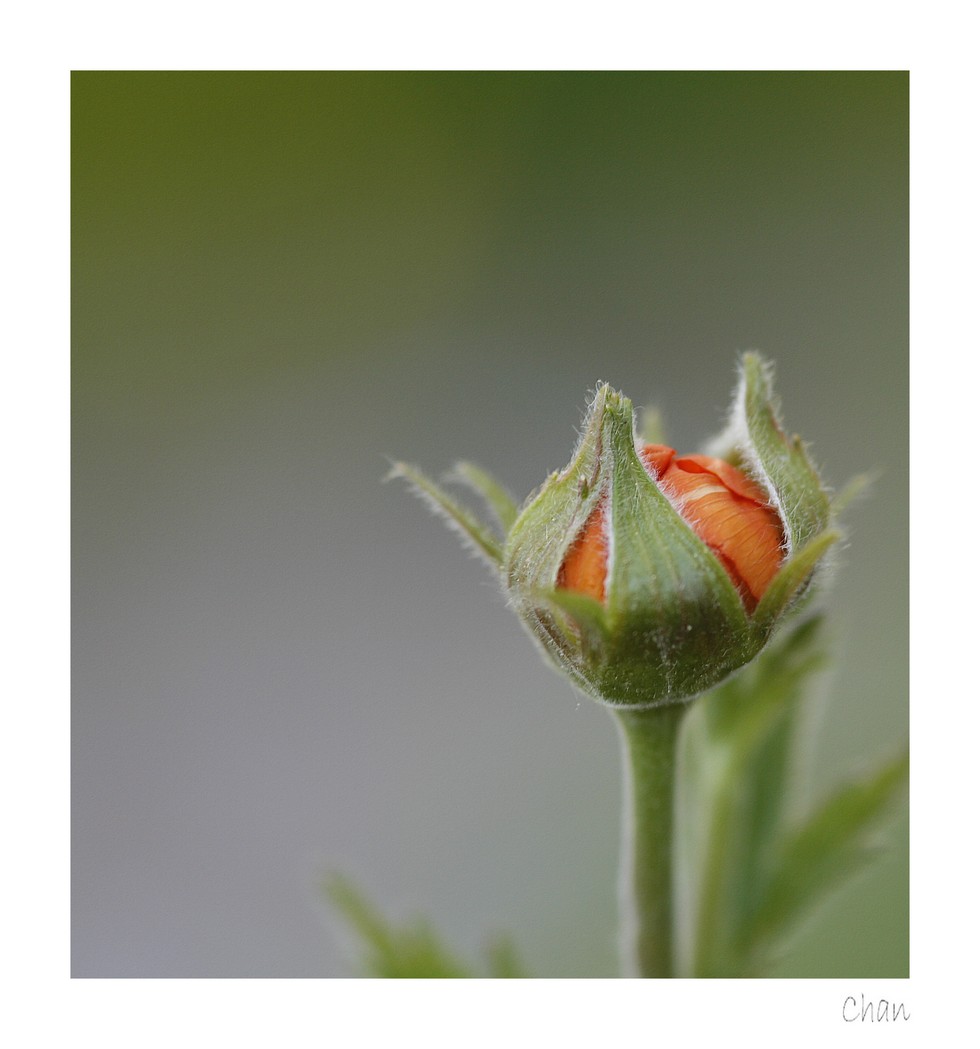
[73,72,908,977]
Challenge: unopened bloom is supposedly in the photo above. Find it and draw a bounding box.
[391,354,838,708]
[559,444,785,611]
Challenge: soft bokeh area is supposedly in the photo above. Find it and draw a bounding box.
[72,71,907,977]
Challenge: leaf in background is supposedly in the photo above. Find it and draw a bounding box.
[326,875,472,978]
[326,875,527,978]
[484,936,528,979]
[741,750,909,971]
[673,617,828,977]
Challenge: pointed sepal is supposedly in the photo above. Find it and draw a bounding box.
[753,528,841,636]
[724,353,831,554]
[446,461,520,534]
[387,461,503,569]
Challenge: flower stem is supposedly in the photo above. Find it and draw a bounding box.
[613,702,686,978]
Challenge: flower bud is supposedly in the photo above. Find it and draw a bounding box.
[559,444,785,611]
[392,354,839,708]
[505,355,839,707]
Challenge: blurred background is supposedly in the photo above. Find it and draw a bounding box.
[72,72,908,978]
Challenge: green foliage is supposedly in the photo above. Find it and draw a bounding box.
[386,461,505,568]
[448,461,520,534]
[674,617,908,977]
[740,750,909,973]
[483,937,528,979]
[326,875,526,979]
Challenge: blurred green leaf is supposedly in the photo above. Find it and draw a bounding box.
[742,750,909,971]
[326,875,472,978]
[326,875,527,978]
[674,617,828,977]
[484,936,528,979]
[674,617,907,977]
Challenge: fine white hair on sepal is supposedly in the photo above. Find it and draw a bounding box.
[444,461,520,535]
[385,460,503,571]
[718,355,797,552]
[602,489,615,597]
[558,381,611,483]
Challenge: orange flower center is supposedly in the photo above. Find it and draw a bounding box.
[557,444,785,610]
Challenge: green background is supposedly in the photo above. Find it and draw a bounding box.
[73,71,908,977]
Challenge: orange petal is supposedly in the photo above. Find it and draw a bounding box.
[671,453,770,504]
[639,443,676,477]
[563,446,785,610]
[660,460,783,606]
[557,500,608,602]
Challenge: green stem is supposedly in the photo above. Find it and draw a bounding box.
[613,702,685,978]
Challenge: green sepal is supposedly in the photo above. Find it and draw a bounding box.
[387,460,503,569]
[735,353,831,553]
[600,392,755,705]
[504,384,610,593]
[447,461,520,534]
[543,587,610,651]
[502,386,612,695]
[753,528,841,637]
